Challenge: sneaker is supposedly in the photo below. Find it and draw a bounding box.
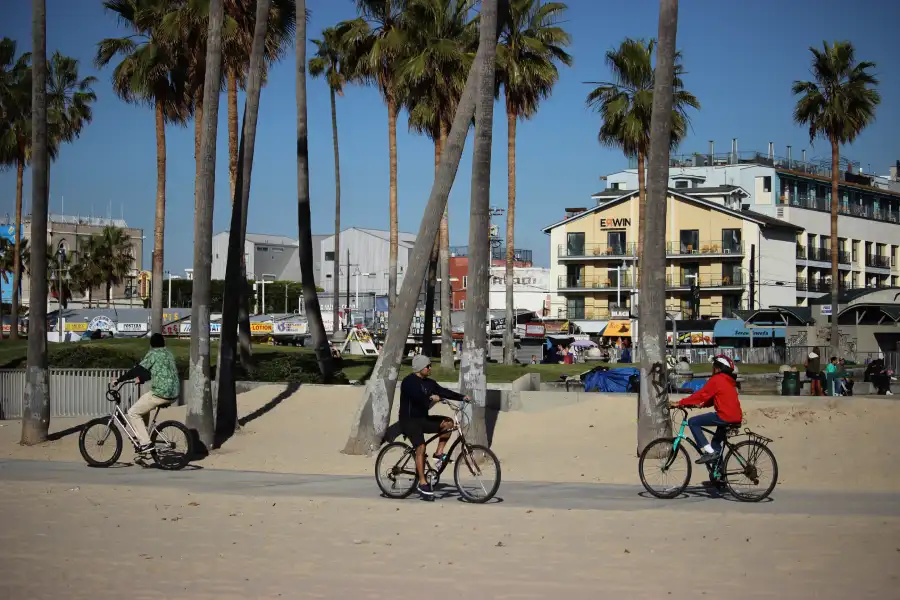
[417,482,434,499]
[136,443,155,456]
[695,451,720,465]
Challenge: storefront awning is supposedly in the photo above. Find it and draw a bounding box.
[571,320,607,334]
[602,320,632,337]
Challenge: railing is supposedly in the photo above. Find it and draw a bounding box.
[795,279,858,293]
[865,255,891,269]
[557,242,636,258]
[564,307,632,321]
[557,275,635,290]
[0,368,180,420]
[802,247,851,264]
[666,240,744,256]
[666,274,745,288]
[778,194,900,227]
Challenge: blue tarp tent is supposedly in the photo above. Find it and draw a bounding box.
[583,367,640,393]
[712,319,785,340]
[678,377,708,393]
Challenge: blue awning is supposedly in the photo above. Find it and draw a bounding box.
[712,319,785,339]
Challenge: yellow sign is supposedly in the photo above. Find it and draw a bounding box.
[64,322,88,332]
[603,320,632,337]
[250,322,273,334]
[138,270,152,300]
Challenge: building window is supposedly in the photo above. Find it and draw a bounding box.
[763,176,771,193]
[566,264,583,288]
[325,251,335,261]
[722,296,740,318]
[607,230,626,254]
[566,232,585,256]
[273,247,283,253]
[258,246,268,252]
[462,276,468,289]
[674,180,689,189]
[610,182,620,190]
[679,229,699,253]
[566,297,585,320]
[722,229,741,253]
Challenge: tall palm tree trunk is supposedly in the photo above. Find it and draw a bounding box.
[439,126,453,369]
[459,0,499,448]
[387,93,399,314]
[226,67,253,364]
[636,149,646,259]
[637,0,677,455]
[296,0,334,379]
[21,0,51,445]
[187,0,225,452]
[330,85,341,333]
[216,0,272,447]
[343,24,490,455]
[829,137,840,358]
[150,102,167,334]
[502,99,516,365]
[10,157,24,341]
[421,137,443,356]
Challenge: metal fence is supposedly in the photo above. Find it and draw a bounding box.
[0,369,146,420]
[600,346,895,367]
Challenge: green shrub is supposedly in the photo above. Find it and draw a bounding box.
[50,344,191,377]
[237,353,348,384]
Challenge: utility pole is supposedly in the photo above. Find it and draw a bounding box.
[749,243,756,310]
[346,248,351,327]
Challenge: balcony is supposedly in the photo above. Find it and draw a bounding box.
[557,242,636,260]
[865,254,891,270]
[666,273,745,289]
[796,279,859,294]
[557,275,635,291]
[666,240,744,257]
[800,246,851,265]
[561,306,631,321]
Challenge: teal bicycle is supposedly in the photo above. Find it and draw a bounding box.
[638,406,778,502]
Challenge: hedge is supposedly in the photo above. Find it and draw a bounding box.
[2,344,347,384]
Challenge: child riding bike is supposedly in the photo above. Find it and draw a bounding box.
[669,354,742,465]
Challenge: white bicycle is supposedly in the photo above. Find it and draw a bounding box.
[77,381,192,470]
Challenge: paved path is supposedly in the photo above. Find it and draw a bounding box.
[2,458,897,517]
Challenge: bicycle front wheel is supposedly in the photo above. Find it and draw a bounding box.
[79,418,123,467]
[639,438,692,499]
[723,440,778,502]
[454,444,501,503]
[375,442,417,499]
[150,421,193,470]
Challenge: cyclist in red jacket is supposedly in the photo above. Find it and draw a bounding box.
[669,355,743,464]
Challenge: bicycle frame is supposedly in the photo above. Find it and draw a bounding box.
[669,408,746,480]
[394,400,478,479]
[101,384,166,450]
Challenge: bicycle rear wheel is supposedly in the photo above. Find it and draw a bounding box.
[454,444,501,503]
[375,442,417,499]
[79,418,123,467]
[639,438,692,499]
[723,440,778,502]
[150,421,192,470]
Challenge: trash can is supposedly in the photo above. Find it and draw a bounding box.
[781,371,800,396]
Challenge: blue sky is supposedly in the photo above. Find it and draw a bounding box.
[2,0,898,271]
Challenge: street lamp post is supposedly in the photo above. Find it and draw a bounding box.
[259,274,276,315]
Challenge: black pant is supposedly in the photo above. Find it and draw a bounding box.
[399,416,447,448]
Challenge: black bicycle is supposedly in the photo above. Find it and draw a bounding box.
[375,399,501,503]
[638,406,778,502]
[78,381,192,470]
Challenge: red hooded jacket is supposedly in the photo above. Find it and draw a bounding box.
[678,372,743,423]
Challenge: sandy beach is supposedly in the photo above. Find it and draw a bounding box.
[1,384,898,492]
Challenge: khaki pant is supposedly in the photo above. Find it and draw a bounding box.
[127,392,172,446]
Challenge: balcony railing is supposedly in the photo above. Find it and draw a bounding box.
[557,242,636,258]
[800,246,851,264]
[666,274,745,288]
[557,275,635,290]
[562,306,631,321]
[865,254,891,269]
[796,279,859,293]
[666,240,745,256]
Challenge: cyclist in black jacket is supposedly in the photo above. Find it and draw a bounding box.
[399,355,470,498]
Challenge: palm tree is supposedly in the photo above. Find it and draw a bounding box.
[342,0,497,455]
[585,37,699,259]
[496,0,571,364]
[96,0,192,335]
[792,41,880,359]
[216,0,275,446]
[69,237,103,307]
[297,0,334,380]
[186,0,226,451]
[0,38,31,342]
[85,227,135,306]
[223,0,295,364]
[0,237,16,338]
[399,0,476,359]
[21,0,51,445]
[637,0,678,455]
[309,25,348,335]
[47,52,98,148]
[340,0,409,313]
[458,0,499,447]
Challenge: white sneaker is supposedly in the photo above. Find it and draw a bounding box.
[886,390,894,396]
